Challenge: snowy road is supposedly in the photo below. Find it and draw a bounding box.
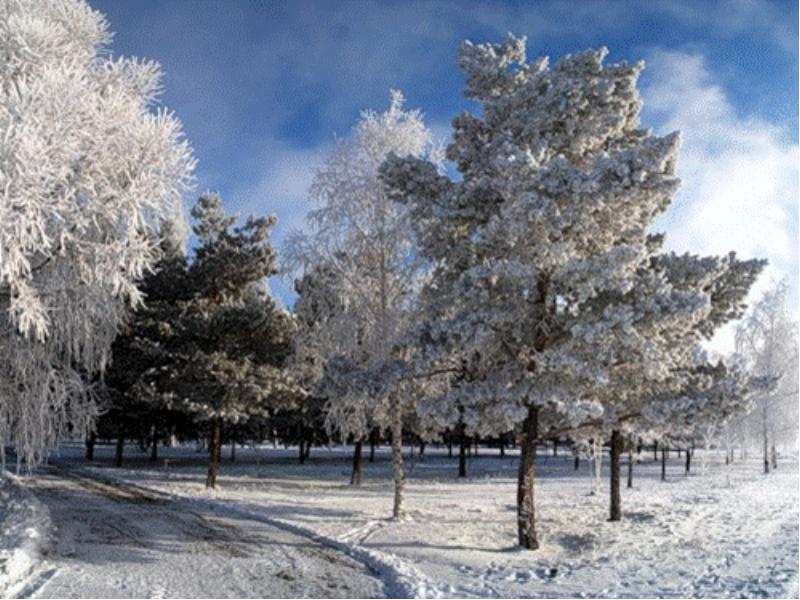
[19,466,385,599]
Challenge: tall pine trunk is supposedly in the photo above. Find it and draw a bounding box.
[516,405,539,549]
[458,424,468,478]
[298,438,306,464]
[351,439,363,485]
[660,447,666,481]
[390,397,405,519]
[369,428,377,462]
[574,454,580,470]
[206,418,222,489]
[85,431,96,462]
[150,426,158,462]
[115,432,124,467]
[685,446,691,475]
[609,429,622,521]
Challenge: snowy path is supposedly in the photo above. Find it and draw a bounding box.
[19,465,385,599]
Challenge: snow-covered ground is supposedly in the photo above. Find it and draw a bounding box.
[9,441,800,598]
[0,473,52,598]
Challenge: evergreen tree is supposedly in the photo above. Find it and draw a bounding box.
[380,36,764,547]
[144,194,301,488]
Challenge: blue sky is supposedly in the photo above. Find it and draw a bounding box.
[92,0,798,352]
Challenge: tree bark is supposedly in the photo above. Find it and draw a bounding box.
[685,447,691,475]
[150,426,159,462]
[206,418,222,489]
[627,449,633,489]
[609,429,622,521]
[351,439,363,485]
[298,438,306,464]
[85,431,96,462]
[553,439,558,457]
[115,433,124,467]
[369,428,377,462]
[458,424,468,478]
[574,455,580,470]
[653,441,658,461]
[660,447,666,481]
[771,444,777,470]
[763,405,770,474]
[419,441,426,460]
[390,397,405,519]
[516,406,539,549]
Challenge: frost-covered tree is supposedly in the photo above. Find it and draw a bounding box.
[285,92,440,515]
[0,0,195,468]
[735,280,798,472]
[381,36,763,547]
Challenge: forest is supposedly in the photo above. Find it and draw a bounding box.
[0,1,797,599]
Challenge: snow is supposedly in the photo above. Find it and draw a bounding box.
[15,442,798,598]
[0,474,52,598]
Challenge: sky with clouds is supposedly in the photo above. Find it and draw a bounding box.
[92,0,798,353]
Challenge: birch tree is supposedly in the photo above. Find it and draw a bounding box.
[0,0,194,468]
[735,280,798,472]
[285,92,440,516]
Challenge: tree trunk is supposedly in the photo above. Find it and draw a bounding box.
[351,439,363,485]
[206,418,222,489]
[771,444,777,470]
[303,436,312,460]
[369,428,377,462]
[609,429,622,521]
[115,433,124,467]
[474,439,478,457]
[653,441,658,461]
[763,406,770,474]
[627,450,633,489]
[660,447,666,481]
[230,440,236,462]
[150,426,158,462]
[448,440,453,458]
[517,406,539,549]
[458,426,468,478]
[685,447,691,475]
[677,447,681,457]
[419,441,426,460]
[85,431,96,462]
[298,438,306,464]
[500,440,505,458]
[574,455,580,470]
[553,439,558,457]
[390,398,405,519]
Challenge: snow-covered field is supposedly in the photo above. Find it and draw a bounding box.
[7,442,799,598]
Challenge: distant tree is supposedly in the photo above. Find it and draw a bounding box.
[735,280,798,472]
[0,0,194,469]
[99,221,194,466]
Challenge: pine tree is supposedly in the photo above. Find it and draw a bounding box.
[143,194,301,488]
[381,36,764,547]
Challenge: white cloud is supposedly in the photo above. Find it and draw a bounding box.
[643,49,799,354]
